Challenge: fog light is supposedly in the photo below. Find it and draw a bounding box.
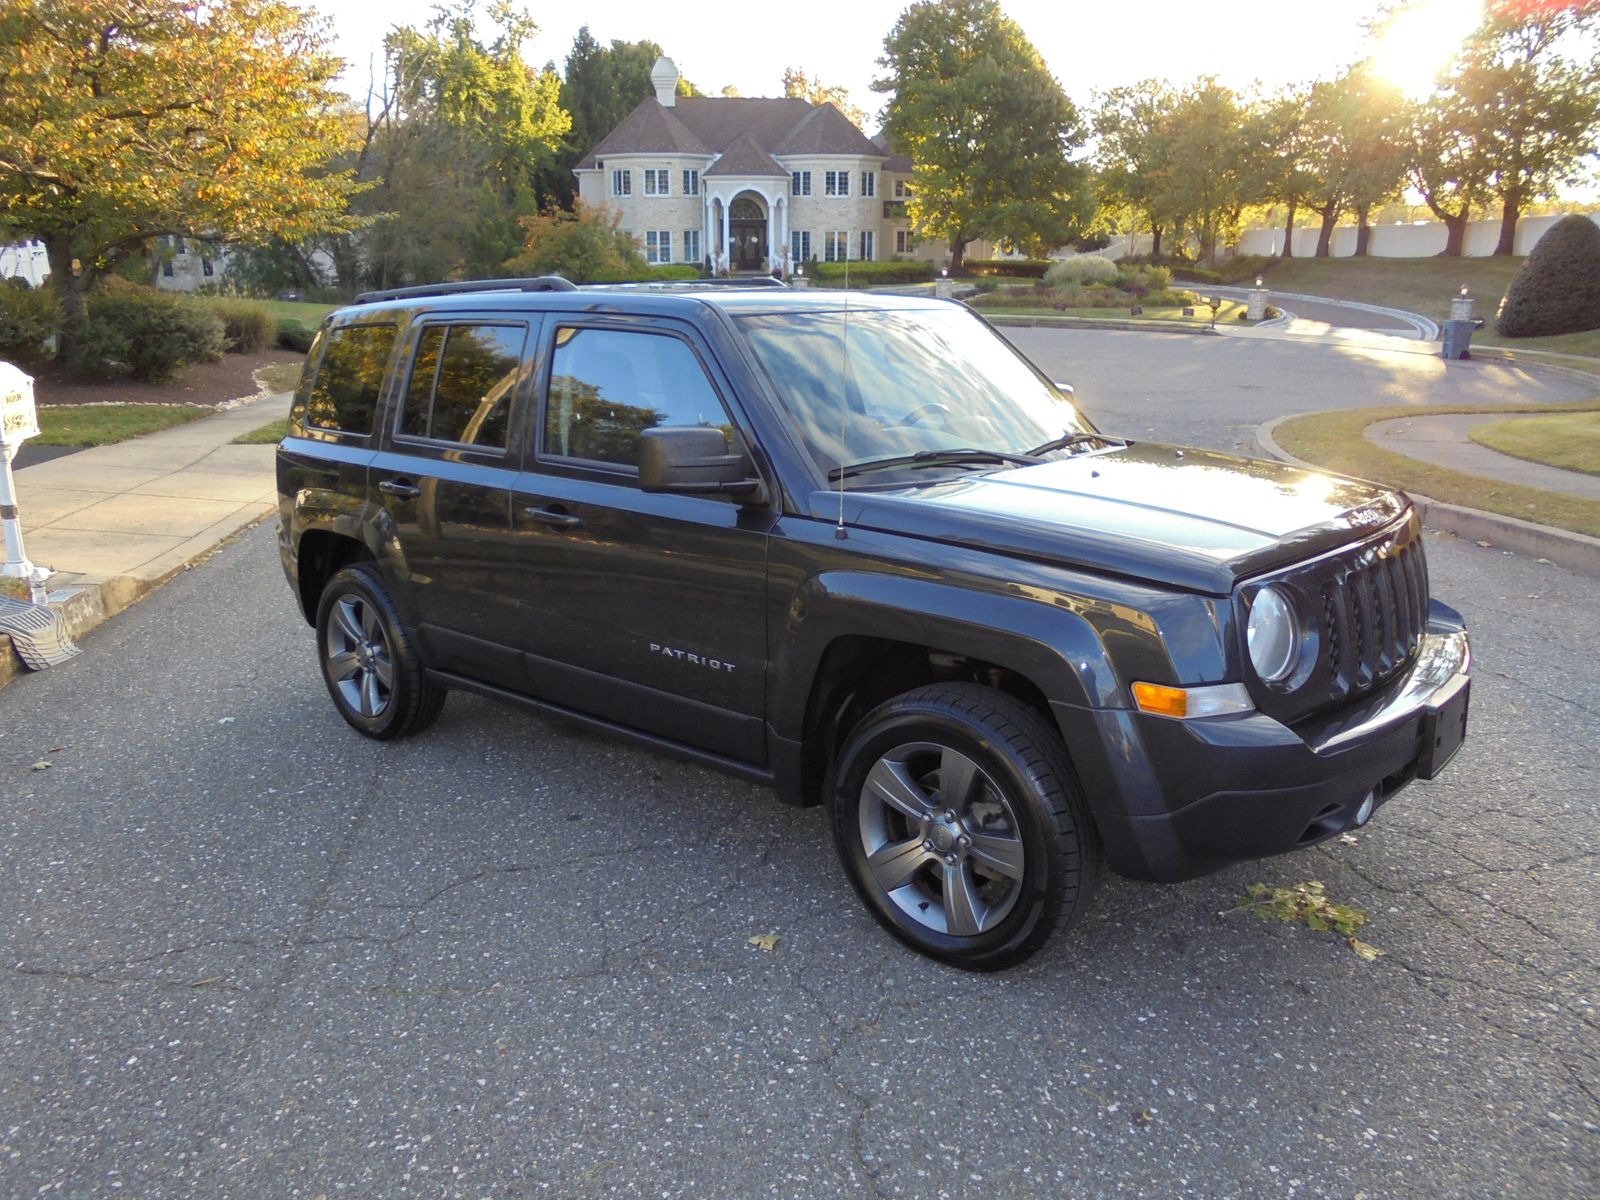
[1354,790,1376,827]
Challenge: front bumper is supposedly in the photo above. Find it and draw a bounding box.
[1054,605,1472,882]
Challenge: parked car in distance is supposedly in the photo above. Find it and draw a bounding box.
[277,277,1471,969]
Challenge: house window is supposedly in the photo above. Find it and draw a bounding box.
[894,179,911,199]
[859,231,874,261]
[684,229,701,264]
[201,256,214,277]
[791,171,811,196]
[825,171,849,197]
[791,230,811,262]
[644,169,669,196]
[683,169,699,196]
[646,230,672,264]
[861,172,875,198]
[611,169,632,196]
[824,231,850,262]
[896,230,913,254]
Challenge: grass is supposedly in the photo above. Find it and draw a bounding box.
[35,404,209,447]
[1468,410,1600,477]
[266,299,336,324]
[232,418,288,445]
[978,300,1250,325]
[1472,326,1600,357]
[1275,400,1600,539]
[255,363,303,393]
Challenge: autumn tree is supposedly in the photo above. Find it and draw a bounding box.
[875,0,1089,271]
[0,0,359,341]
[1094,81,1182,259]
[781,68,868,130]
[503,202,645,282]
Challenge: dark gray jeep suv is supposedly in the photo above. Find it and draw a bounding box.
[277,278,1471,969]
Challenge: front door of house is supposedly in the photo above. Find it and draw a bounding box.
[729,197,766,271]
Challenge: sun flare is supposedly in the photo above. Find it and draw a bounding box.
[1371,0,1487,96]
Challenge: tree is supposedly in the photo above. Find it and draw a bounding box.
[1158,80,1250,266]
[1408,82,1494,257]
[1449,0,1600,255]
[1300,68,1410,257]
[1094,81,1181,259]
[875,0,1088,271]
[1247,86,1319,259]
[0,0,359,342]
[782,68,867,129]
[503,201,645,282]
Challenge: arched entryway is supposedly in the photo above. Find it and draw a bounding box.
[729,193,767,272]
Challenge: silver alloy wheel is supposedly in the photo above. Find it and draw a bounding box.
[856,741,1026,937]
[324,595,395,719]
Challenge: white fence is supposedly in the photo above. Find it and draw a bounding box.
[1236,212,1600,259]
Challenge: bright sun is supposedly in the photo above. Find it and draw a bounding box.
[1371,0,1486,97]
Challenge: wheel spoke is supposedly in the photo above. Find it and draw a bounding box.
[371,651,394,689]
[326,649,360,682]
[968,831,1025,881]
[937,748,983,814]
[332,600,363,646]
[865,758,934,822]
[868,835,933,893]
[359,602,382,642]
[942,861,986,936]
[360,670,383,716]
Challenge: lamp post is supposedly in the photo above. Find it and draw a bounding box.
[935,266,953,300]
[1247,274,1268,321]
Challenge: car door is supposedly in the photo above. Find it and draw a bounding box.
[369,313,539,689]
[505,317,774,764]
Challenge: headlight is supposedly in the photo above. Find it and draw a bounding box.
[1247,586,1299,684]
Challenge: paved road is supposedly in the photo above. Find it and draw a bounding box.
[1004,326,1597,456]
[2,334,1597,1199]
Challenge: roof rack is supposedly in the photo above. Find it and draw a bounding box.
[352,276,578,305]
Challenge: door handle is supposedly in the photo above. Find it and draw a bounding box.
[524,505,582,530]
[378,478,421,499]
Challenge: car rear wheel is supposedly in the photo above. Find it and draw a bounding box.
[832,684,1099,970]
[315,564,445,740]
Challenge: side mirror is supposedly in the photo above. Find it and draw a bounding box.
[639,426,766,502]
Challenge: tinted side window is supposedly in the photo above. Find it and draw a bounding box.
[544,327,730,468]
[307,324,396,435]
[399,323,525,450]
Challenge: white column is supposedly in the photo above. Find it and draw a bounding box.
[720,193,731,270]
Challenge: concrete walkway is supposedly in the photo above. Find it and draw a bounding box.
[2,391,289,681]
[1367,412,1600,501]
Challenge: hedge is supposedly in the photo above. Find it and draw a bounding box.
[1495,215,1600,338]
[199,296,278,353]
[0,285,61,366]
[73,282,225,382]
[588,264,704,283]
[808,260,935,285]
[961,258,1052,279]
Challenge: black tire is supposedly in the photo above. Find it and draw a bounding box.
[314,564,446,740]
[831,683,1099,970]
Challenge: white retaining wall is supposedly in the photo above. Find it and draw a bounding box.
[1236,212,1600,259]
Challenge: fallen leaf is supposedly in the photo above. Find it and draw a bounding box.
[748,933,780,953]
[1132,1108,1154,1126]
[1338,833,1359,846]
[218,717,235,725]
[1475,540,1493,548]
[30,761,50,771]
[1348,937,1386,962]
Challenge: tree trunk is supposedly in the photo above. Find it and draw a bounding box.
[1150,224,1163,261]
[1494,192,1520,256]
[1282,199,1296,258]
[1354,203,1372,257]
[1441,209,1469,256]
[948,239,967,275]
[1314,204,1338,258]
[43,235,89,359]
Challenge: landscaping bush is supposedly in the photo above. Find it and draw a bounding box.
[809,260,935,286]
[0,285,62,366]
[1217,253,1280,284]
[200,296,277,353]
[962,258,1052,279]
[588,263,704,284]
[73,282,226,382]
[1043,257,1118,287]
[1495,215,1600,338]
[1169,264,1223,285]
[276,319,319,353]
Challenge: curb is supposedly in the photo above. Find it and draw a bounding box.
[1213,286,1440,340]
[0,506,276,693]
[1256,415,1600,578]
[988,315,1222,336]
[1466,346,1600,388]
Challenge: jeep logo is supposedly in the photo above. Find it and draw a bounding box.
[650,642,736,673]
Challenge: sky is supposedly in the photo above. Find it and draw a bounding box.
[301,0,1465,125]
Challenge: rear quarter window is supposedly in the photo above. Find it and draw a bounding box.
[304,323,397,436]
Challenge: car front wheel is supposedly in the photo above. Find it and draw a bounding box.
[832,684,1099,970]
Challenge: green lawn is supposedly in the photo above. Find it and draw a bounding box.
[36,404,210,447]
[1275,400,1600,539]
[266,299,336,324]
[979,300,1250,325]
[1468,410,1600,476]
[232,417,288,445]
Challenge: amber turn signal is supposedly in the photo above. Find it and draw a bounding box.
[1131,681,1254,720]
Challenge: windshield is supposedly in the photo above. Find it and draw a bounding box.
[735,305,1094,482]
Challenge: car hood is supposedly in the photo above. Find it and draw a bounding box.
[811,442,1407,594]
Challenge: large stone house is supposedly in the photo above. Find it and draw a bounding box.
[573,58,922,274]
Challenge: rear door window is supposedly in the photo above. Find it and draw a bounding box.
[397,323,527,451]
[305,323,396,436]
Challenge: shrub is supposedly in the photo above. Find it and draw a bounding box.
[962,258,1051,279]
[201,296,277,353]
[0,285,62,366]
[1217,253,1280,284]
[276,319,318,353]
[1495,215,1600,338]
[809,260,935,285]
[1169,265,1223,285]
[588,263,704,284]
[1043,257,1118,287]
[74,282,226,382]
[505,201,647,283]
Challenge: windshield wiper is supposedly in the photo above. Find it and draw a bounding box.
[1026,431,1122,456]
[827,447,1040,482]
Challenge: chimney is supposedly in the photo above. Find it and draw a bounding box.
[651,56,679,108]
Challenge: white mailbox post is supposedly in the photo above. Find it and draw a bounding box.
[0,361,51,603]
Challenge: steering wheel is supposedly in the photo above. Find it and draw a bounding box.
[895,402,952,429]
